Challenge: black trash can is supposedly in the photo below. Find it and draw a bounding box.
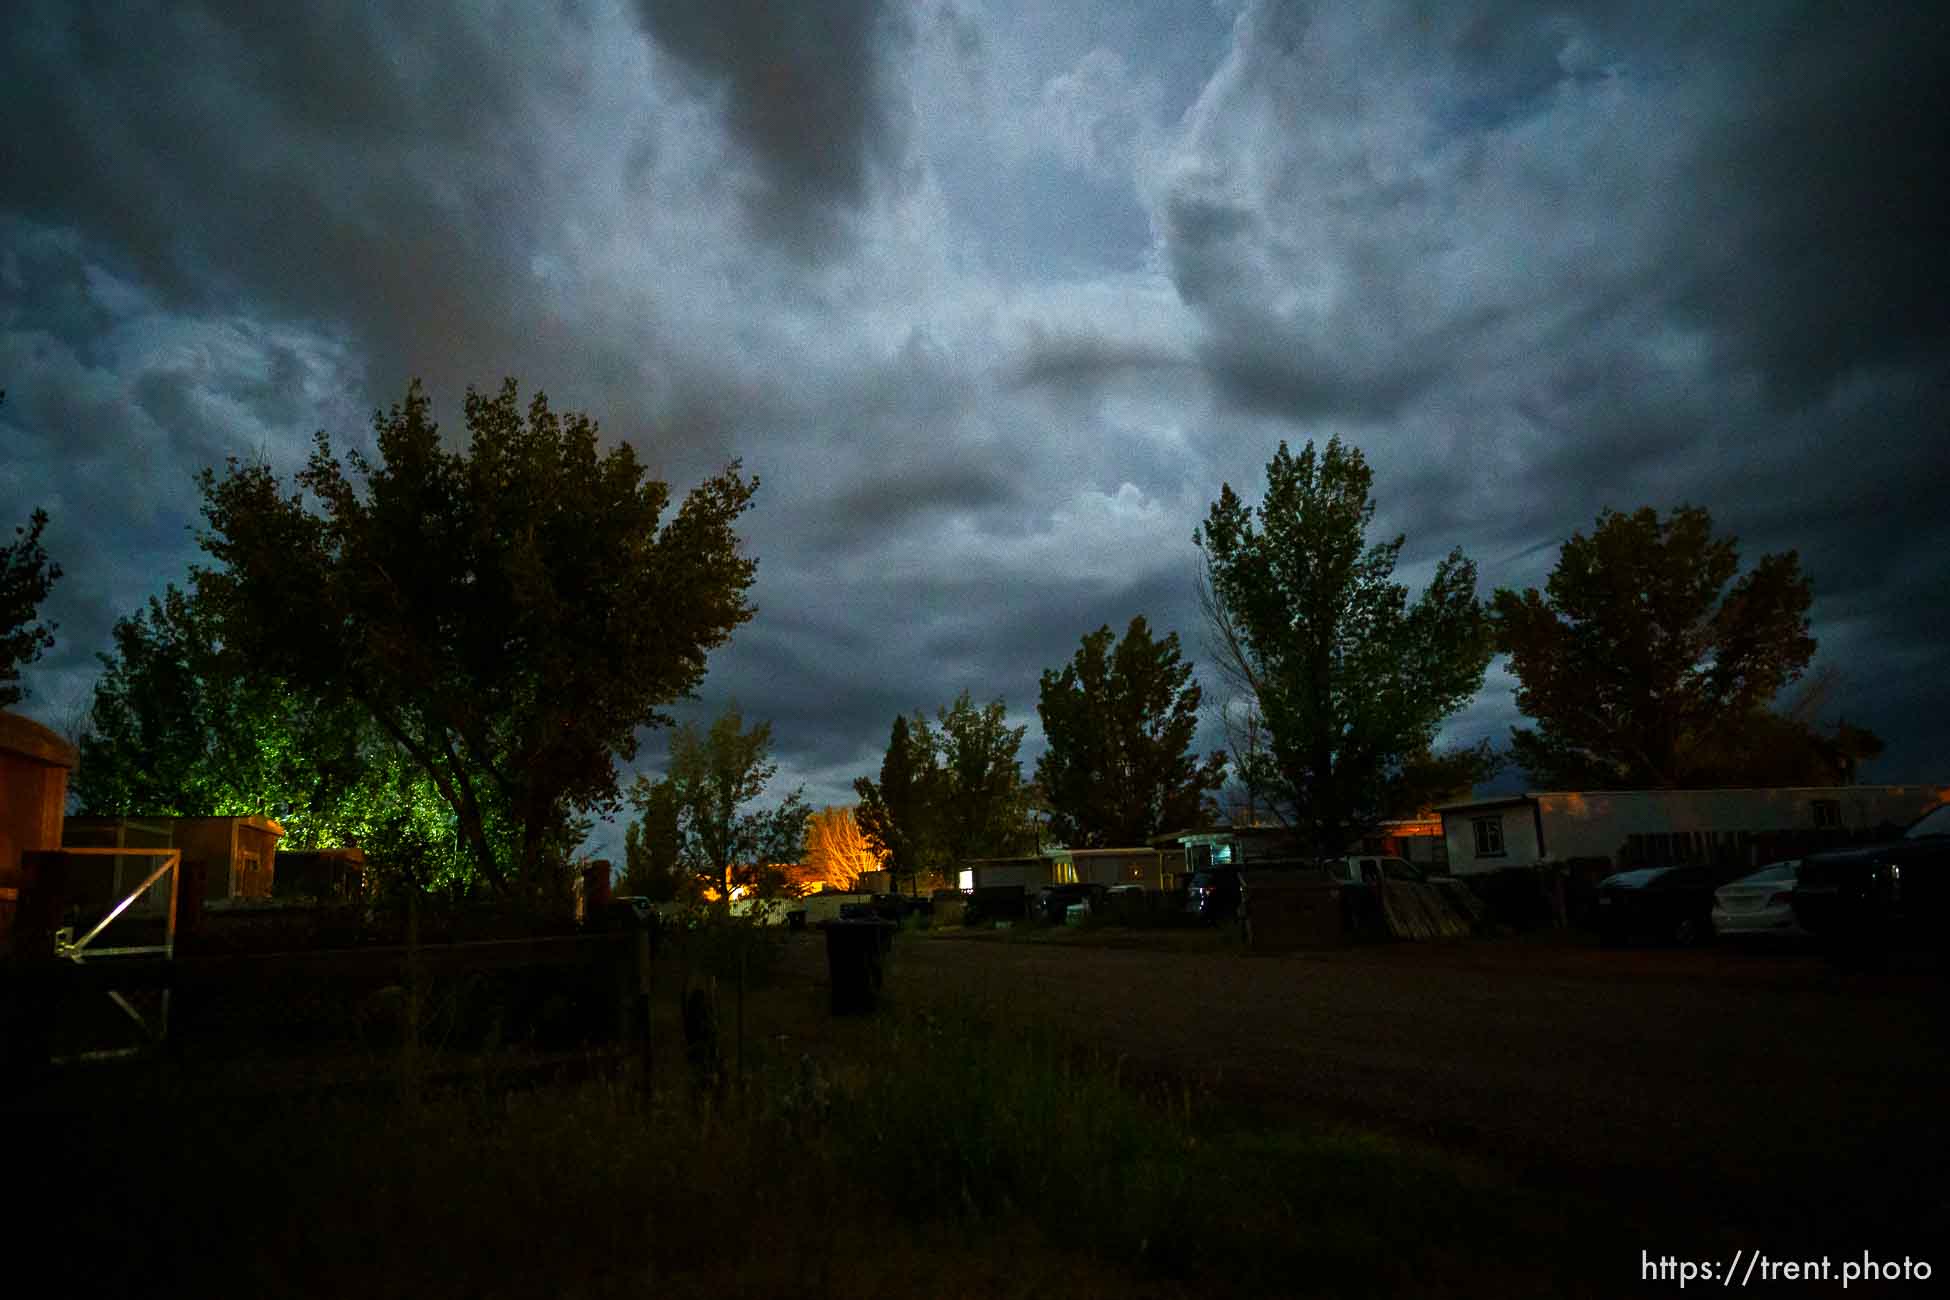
[823,918,896,1015]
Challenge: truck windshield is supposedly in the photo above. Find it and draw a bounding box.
[1906,803,1950,838]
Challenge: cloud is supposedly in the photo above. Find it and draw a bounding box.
[2,0,1944,854]
[633,0,912,253]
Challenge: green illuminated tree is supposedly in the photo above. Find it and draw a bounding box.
[1036,616,1226,846]
[1492,505,1817,788]
[73,583,481,889]
[194,378,759,897]
[1196,437,1496,855]
[1,506,61,708]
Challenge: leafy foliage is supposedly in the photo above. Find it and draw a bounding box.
[801,804,884,893]
[1,505,61,708]
[619,778,695,903]
[1492,505,1818,788]
[1035,616,1226,846]
[1196,437,1495,854]
[192,378,759,896]
[854,713,938,888]
[73,584,482,890]
[628,704,808,901]
[933,690,1032,864]
[856,691,1034,882]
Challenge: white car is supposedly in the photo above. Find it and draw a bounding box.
[1710,860,1805,938]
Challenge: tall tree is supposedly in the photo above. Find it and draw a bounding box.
[856,692,1031,882]
[619,778,693,902]
[1196,437,1496,855]
[193,378,759,896]
[932,690,1031,864]
[801,804,884,893]
[853,713,939,892]
[1036,616,1226,846]
[632,704,808,902]
[1492,505,1817,789]
[1,506,61,708]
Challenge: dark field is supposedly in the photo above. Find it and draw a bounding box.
[13,925,1945,1297]
[882,930,1950,1251]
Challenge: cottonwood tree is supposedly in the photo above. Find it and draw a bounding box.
[1196,437,1496,855]
[1,506,61,708]
[631,704,808,903]
[194,378,759,898]
[1036,616,1226,846]
[1492,505,1817,789]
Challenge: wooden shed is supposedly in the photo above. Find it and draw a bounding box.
[272,846,366,902]
[171,815,284,901]
[61,815,177,913]
[0,711,79,947]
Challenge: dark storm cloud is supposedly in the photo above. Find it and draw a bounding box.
[0,0,649,421]
[692,542,1210,799]
[0,223,118,367]
[1665,5,1950,405]
[1158,1,1943,425]
[634,0,908,252]
[1139,0,1949,783]
[4,0,1945,839]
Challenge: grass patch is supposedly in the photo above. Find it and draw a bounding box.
[20,992,1602,1297]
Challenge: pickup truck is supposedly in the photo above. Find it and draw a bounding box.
[1791,801,1950,969]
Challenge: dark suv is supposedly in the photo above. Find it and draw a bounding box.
[1185,868,1242,924]
[1791,802,1950,968]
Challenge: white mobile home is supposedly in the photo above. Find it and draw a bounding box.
[1437,785,1949,875]
[959,856,1065,893]
[1050,847,1167,890]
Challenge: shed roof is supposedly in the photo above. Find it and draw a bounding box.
[0,710,78,769]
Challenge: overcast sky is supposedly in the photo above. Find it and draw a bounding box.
[4,1,1946,858]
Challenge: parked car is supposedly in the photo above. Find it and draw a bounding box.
[1038,882,1106,925]
[1710,860,1805,939]
[1592,866,1718,945]
[1791,802,1950,968]
[1185,868,1242,924]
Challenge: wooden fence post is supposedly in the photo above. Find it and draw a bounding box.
[635,925,653,1100]
[402,887,422,1111]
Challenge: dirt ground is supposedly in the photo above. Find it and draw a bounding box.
[789,928,1950,1256]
